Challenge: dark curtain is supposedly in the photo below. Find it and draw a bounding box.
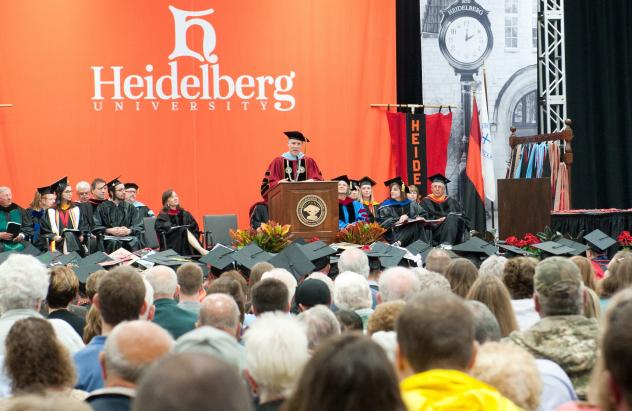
[565,0,632,209]
[396,0,422,104]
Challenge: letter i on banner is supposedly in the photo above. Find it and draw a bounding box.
[480,69,496,202]
[406,112,427,192]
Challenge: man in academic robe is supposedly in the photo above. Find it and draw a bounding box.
[93,178,144,253]
[0,187,33,252]
[250,131,324,228]
[420,174,470,246]
[124,182,155,219]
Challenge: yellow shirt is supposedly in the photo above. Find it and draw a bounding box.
[400,369,523,411]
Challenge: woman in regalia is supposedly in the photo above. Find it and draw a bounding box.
[332,175,368,230]
[155,189,208,256]
[41,178,89,255]
[358,176,380,223]
[376,177,431,247]
[26,183,58,251]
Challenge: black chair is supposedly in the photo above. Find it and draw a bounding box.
[203,214,237,249]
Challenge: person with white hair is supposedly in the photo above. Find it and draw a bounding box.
[334,271,373,329]
[337,248,370,278]
[377,267,420,303]
[145,265,196,339]
[261,268,297,306]
[411,267,452,292]
[297,305,340,350]
[86,320,174,410]
[479,255,508,278]
[243,312,309,410]
[75,181,92,204]
[0,254,84,355]
[197,293,241,339]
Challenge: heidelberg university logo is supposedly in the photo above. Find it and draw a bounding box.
[91,6,297,113]
[296,195,327,227]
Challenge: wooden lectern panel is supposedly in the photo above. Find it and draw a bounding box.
[268,181,339,243]
[498,178,551,239]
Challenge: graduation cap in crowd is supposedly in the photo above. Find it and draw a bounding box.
[80,251,116,266]
[383,177,408,194]
[199,244,237,271]
[532,241,576,258]
[369,241,407,268]
[284,131,309,142]
[452,237,498,266]
[406,240,434,261]
[36,251,63,265]
[428,173,451,185]
[349,179,360,191]
[299,241,337,269]
[556,238,590,256]
[358,176,376,187]
[268,243,315,279]
[332,175,351,185]
[233,244,274,271]
[107,176,123,192]
[72,260,105,285]
[498,243,536,258]
[37,177,67,195]
[124,182,139,191]
[584,229,617,253]
[54,252,82,266]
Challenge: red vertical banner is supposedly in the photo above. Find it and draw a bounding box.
[386,111,408,182]
[425,112,452,194]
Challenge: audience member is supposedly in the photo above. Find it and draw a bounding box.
[46,266,85,339]
[283,334,406,411]
[424,248,452,274]
[334,310,363,332]
[294,280,331,312]
[333,272,373,329]
[74,266,148,392]
[337,248,370,278]
[377,267,420,303]
[470,342,542,411]
[262,268,298,306]
[197,293,241,338]
[479,255,508,278]
[367,300,405,335]
[506,257,598,398]
[0,254,84,356]
[411,267,451,292]
[248,262,274,296]
[207,276,246,323]
[502,256,539,330]
[251,278,290,316]
[4,318,86,401]
[305,272,334,300]
[2,395,91,411]
[133,353,253,411]
[174,324,245,373]
[466,300,501,344]
[176,263,204,315]
[145,265,196,339]
[221,270,249,299]
[296,305,340,350]
[85,320,174,411]
[466,275,518,337]
[444,258,478,298]
[599,252,632,309]
[396,291,520,410]
[244,312,309,411]
[570,256,597,291]
[371,331,398,365]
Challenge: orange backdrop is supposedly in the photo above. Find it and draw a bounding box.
[0,0,396,227]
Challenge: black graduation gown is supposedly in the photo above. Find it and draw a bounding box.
[40,206,90,256]
[155,208,201,255]
[420,196,471,246]
[94,200,144,252]
[0,203,33,252]
[376,200,432,246]
[25,208,48,251]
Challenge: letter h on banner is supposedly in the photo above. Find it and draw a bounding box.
[168,6,218,63]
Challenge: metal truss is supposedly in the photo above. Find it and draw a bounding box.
[537,0,567,133]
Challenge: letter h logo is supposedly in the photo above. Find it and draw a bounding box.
[168,5,217,63]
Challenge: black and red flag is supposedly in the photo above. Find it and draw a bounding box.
[462,98,486,233]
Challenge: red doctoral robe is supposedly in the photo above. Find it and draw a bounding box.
[260,155,323,200]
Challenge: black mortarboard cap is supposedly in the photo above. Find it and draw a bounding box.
[358,176,377,187]
[37,185,53,195]
[428,173,450,185]
[268,243,315,279]
[299,241,337,261]
[332,175,350,185]
[349,179,360,190]
[124,182,139,190]
[284,131,309,142]
[36,251,62,265]
[532,241,576,256]
[55,252,82,266]
[556,238,590,256]
[452,237,498,257]
[370,241,407,268]
[498,243,536,257]
[21,242,43,257]
[233,243,274,271]
[199,244,237,270]
[80,251,116,266]
[406,240,434,260]
[584,229,616,253]
[71,261,104,284]
[38,177,68,195]
[107,176,122,192]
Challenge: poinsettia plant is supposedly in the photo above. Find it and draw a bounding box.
[617,231,632,248]
[335,222,386,245]
[504,232,542,255]
[230,221,291,253]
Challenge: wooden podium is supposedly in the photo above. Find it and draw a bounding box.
[268,181,339,243]
[498,178,551,239]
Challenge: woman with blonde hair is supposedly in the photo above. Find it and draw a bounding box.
[444,258,478,298]
[358,176,380,222]
[466,275,519,337]
[570,256,601,319]
[406,185,421,204]
[598,250,632,310]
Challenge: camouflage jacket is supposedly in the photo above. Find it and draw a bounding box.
[506,315,599,398]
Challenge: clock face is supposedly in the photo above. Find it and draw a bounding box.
[444,16,490,66]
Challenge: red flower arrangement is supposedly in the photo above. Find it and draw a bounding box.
[504,233,541,255]
[617,231,632,248]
